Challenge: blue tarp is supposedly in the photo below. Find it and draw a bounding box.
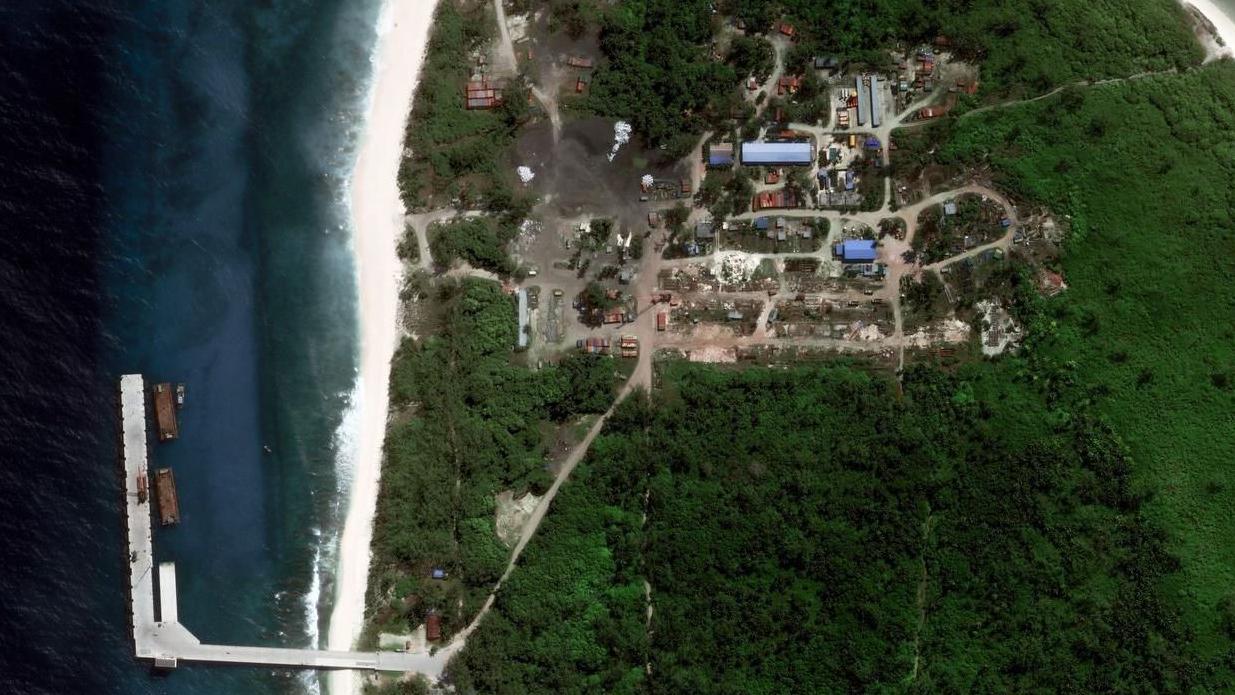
[835,239,877,262]
[741,141,814,165]
[708,152,734,166]
[753,216,770,229]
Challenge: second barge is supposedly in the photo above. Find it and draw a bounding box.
[155,468,180,526]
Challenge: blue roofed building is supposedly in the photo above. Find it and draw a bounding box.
[741,141,814,166]
[707,142,734,167]
[753,216,770,230]
[833,239,878,262]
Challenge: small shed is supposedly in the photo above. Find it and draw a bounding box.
[425,611,442,642]
[695,221,715,240]
[814,56,839,73]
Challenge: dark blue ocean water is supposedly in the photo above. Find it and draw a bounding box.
[0,1,382,693]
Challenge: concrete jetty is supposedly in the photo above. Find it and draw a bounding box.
[120,374,438,673]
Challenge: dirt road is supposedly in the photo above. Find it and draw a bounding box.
[491,0,517,74]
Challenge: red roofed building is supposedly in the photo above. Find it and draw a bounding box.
[777,75,802,95]
[1039,270,1067,297]
[918,104,951,120]
[778,22,796,38]
[464,78,505,110]
[753,188,800,211]
[425,611,442,641]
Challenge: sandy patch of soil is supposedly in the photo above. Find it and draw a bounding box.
[495,490,542,547]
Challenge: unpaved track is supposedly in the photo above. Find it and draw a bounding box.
[386,50,1035,673]
[492,0,560,142]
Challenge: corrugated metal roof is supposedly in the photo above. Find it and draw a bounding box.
[517,290,529,348]
[870,75,882,127]
[708,143,734,166]
[741,141,814,165]
[856,75,870,125]
[836,239,877,262]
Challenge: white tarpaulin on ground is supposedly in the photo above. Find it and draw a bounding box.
[608,121,632,161]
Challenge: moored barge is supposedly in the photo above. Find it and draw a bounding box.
[152,383,178,441]
[155,468,179,526]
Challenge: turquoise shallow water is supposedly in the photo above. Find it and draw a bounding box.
[0,1,383,693]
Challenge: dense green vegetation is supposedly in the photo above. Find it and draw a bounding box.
[397,1,530,210]
[698,167,755,220]
[367,279,617,641]
[577,0,1200,150]
[451,361,1206,690]
[919,62,1235,670]
[730,0,1201,94]
[447,395,652,694]
[585,0,739,156]
[726,35,775,81]
[428,217,516,276]
[371,3,1235,688]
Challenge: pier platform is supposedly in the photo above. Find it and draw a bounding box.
[120,374,442,674]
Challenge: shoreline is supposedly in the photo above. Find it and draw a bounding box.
[1183,0,1235,59]
[327,0,438,693]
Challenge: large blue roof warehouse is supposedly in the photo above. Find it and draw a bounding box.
[834,239,877,262]
[741,141,814,166]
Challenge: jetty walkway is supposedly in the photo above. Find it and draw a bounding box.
[119,374,431,672]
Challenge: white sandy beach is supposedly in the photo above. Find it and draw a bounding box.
[1184,0,1235,59]
[327,0,438,693]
